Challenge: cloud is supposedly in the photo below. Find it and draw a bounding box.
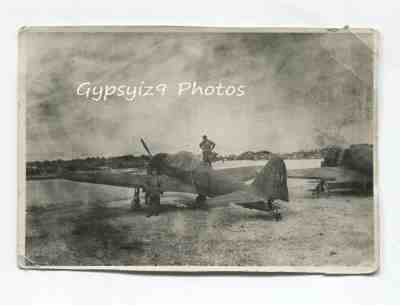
[23,31,374,160]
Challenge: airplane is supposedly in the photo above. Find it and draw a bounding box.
[31,139,290,221]
[286,144,373,196]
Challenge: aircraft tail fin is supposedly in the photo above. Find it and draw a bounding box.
[251,155,289,202]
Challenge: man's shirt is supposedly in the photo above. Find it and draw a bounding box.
[199,139,215,152]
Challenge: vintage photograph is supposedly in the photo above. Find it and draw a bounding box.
[18,27,377,273]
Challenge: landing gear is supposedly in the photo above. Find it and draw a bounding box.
[193,194,207,208]
[273,210,282,221]
[131,187,142,210]
[312,180,327,198]
[267,199,282,221]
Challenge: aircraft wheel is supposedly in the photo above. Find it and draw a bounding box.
[194,194,207,208]
[131,198,141,210]
[131,203,140,210]
[274,212,282,221]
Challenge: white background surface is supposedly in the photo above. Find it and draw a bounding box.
[1,0,398,304]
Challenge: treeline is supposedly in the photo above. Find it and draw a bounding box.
[27,155,150,177]
[27,148,322,178]
[216,149,321,161]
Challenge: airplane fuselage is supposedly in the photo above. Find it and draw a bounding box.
[177,164,247,197]
[148,151,255,197]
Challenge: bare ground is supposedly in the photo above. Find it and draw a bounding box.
[24,179,376,269]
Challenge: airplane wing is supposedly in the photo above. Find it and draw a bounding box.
[206,189,263,206]
[206,189,288,214]
[29,170,197,194]
[287,166,369,183]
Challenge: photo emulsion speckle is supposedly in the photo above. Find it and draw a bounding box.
[18,27,378,273]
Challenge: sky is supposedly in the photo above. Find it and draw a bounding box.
[22,30,375,161]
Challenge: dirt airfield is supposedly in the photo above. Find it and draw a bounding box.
[24,176,376,270]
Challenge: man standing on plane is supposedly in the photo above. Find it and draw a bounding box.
[199,135,216,167]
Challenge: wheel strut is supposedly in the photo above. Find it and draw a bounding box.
[131,187,141,210]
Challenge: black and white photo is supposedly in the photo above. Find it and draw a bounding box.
[18,27,378,273]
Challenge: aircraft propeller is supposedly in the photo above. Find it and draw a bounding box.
[140,138,167,173]
[140,138,153,157]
